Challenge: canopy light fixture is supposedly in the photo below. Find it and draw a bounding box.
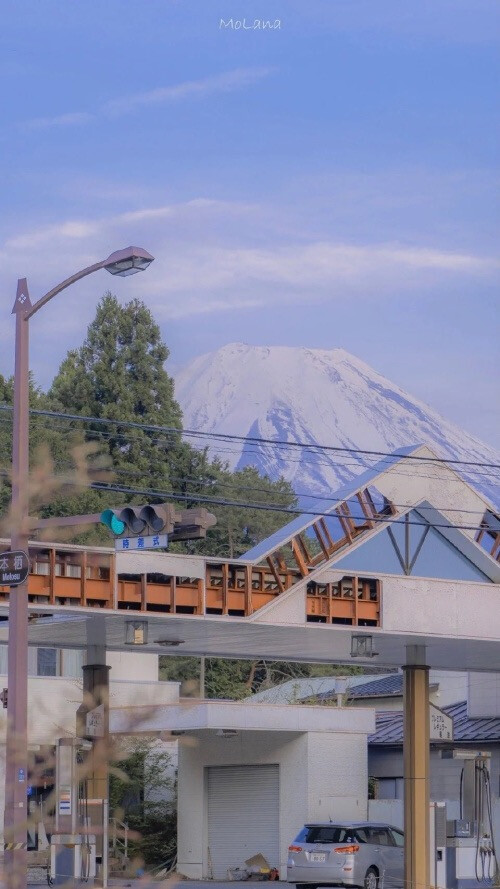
[155,638,185,647]
[350,633,379,658]
[125,619,148,646]
[104,246,154,277]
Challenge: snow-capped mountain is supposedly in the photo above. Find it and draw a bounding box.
[174,344,499,506]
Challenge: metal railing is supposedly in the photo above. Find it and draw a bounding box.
[109,817,129,870]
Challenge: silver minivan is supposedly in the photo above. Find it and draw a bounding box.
[287,822,404,889]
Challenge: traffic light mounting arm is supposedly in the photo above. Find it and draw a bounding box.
[170,508,217,541]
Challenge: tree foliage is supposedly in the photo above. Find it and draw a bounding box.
[0,372,73,521]
[42,294,184,537]
[193,465,296,559]
[159,655,362,700]
[110,738,176,870]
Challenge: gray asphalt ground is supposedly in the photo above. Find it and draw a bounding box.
[2,879,289,889]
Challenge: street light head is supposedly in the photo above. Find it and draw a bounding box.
[103,246,154,277]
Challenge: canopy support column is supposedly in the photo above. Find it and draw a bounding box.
[403,645,430,889]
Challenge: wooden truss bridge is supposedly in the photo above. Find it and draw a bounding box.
[0,483,399,627]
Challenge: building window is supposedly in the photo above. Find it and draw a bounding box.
[37,648,57,677]
[61,649,84,677]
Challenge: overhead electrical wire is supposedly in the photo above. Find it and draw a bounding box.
[0,417,498,508]
[0,403,498,469]
[20,412,499,477]
[13,417,499,486]
[0,411,498,488]
[84,479,491,533]
[59,466,500,516]
[11,448,493,533]
[0,414,499,493]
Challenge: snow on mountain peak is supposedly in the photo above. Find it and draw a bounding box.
[174,344,499,505]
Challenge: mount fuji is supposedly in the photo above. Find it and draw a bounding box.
[174,344,499,507]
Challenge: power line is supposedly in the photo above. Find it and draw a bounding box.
[1,416,498,507]
[92,470,497,515]
[21,456,493,516]
[0,404,498,469]
[2,415,499,502]
[28,414,498,476]
[0,457,494,522]
[1,411,498,486]
[0,417,500,506]
[87,480,491,533]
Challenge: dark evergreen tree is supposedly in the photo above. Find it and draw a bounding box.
[42,294,189,539]
[48,293,182,487]
[0,372,70,523]
[159,655,362,700]
[191,464,296,558]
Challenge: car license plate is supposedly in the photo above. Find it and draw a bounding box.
[310,853,326,862]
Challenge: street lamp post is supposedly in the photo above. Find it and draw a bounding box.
[4,247,154,889]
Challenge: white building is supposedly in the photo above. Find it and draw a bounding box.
[0,648,178,845]
[111,697,375,879]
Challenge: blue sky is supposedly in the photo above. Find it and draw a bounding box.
[1,0,499,447]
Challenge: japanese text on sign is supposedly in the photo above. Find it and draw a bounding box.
[0,550,29,586]
[115,534,167,551]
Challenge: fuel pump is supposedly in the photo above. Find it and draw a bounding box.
[49,737,97,887]
[441,750,499,888]
[430,801,447,889]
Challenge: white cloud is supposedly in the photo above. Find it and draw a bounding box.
[0,193,498,406]
[145,242,498,306]
[1,199,256,252]
[18,67,274,131]
[5,220,100,251]
[21,111,95,131]
[103,67,274,115]
[1,199,498,335]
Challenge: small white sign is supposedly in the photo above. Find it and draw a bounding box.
[115,534,168,551]
[430,703,453,741]
[86,703,105,738]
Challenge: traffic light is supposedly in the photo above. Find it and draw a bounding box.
[100,503,216,542]
[100,503,177,538]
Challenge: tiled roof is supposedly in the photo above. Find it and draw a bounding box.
[369,701,500,745]
[313,673,441,703]
[348,675,404,698]
[313,673,404,702]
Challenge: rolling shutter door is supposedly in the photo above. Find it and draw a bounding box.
[207,764,280,879]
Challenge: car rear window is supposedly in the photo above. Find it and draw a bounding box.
[298,826,364,845]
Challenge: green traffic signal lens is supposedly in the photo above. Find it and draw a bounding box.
[100,509,126,536]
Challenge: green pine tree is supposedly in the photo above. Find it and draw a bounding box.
[191,464,297,559]
[0,372,71,524]
[44,293,188,539]
[48,292,182,485]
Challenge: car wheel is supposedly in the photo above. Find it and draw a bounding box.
[364,868,379,889]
